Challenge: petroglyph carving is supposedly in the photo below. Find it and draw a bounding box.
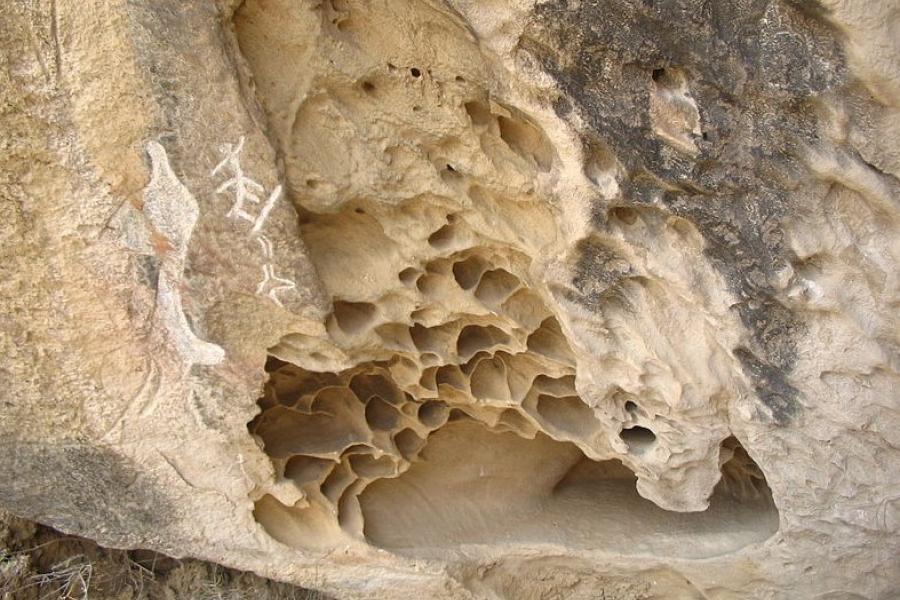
[212,136,282,234]
[144,141,225,366]
[255,235,297,307]
[213,137,296,306]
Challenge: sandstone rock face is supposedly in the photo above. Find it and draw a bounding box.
[1,1,898,598]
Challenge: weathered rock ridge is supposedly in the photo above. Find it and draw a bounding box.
[0,0,898,598]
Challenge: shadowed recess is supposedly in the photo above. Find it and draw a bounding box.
[359,420,778,558]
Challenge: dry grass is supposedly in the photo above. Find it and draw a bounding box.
[0,513,332,600]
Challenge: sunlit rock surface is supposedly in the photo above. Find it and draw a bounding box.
[1,1,898,598]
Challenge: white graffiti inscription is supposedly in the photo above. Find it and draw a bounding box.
[212,136,296,306]
[255,235,297,307]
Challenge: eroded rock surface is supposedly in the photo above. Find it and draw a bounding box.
[1,0,898,598]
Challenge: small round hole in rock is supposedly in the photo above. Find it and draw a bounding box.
[651,68,665,82]
[441,165,462,184]
[457,324,510,360]
[464,100,493,127]
[361,81,375,93]
[420,352,441,367]
[415,273,442,295]
[410,67,421,78]
[427,224,456,249]
[394,428,424,460]
[418,400,449,428]
[620,426,656,454]
[474,268,520,305]
[624,400,639,414]
[435,365,466,390]
[452,255,488,290]
[349,373,403,405]
[398,267,419,285]
[332,301,377,335]
[264,355,288,373]
[348,454,394,479]
[284,455,334,486]
[610,206,638,225]
[447,408,471,422]
[365,397,400,431]
[669,217,695,238]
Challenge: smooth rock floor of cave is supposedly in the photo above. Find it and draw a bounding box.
[359,420,778,558]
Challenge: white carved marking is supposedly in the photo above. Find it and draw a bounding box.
[255,235,296,307]
[256,234,274,259]
[213,138,297,307]
[213,136,280,233]
[250,184,282,235]
[145,141,225,365]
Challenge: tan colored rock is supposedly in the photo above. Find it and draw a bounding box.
[0,1,898,599]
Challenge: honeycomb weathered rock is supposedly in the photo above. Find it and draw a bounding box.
[1,0,898,598]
